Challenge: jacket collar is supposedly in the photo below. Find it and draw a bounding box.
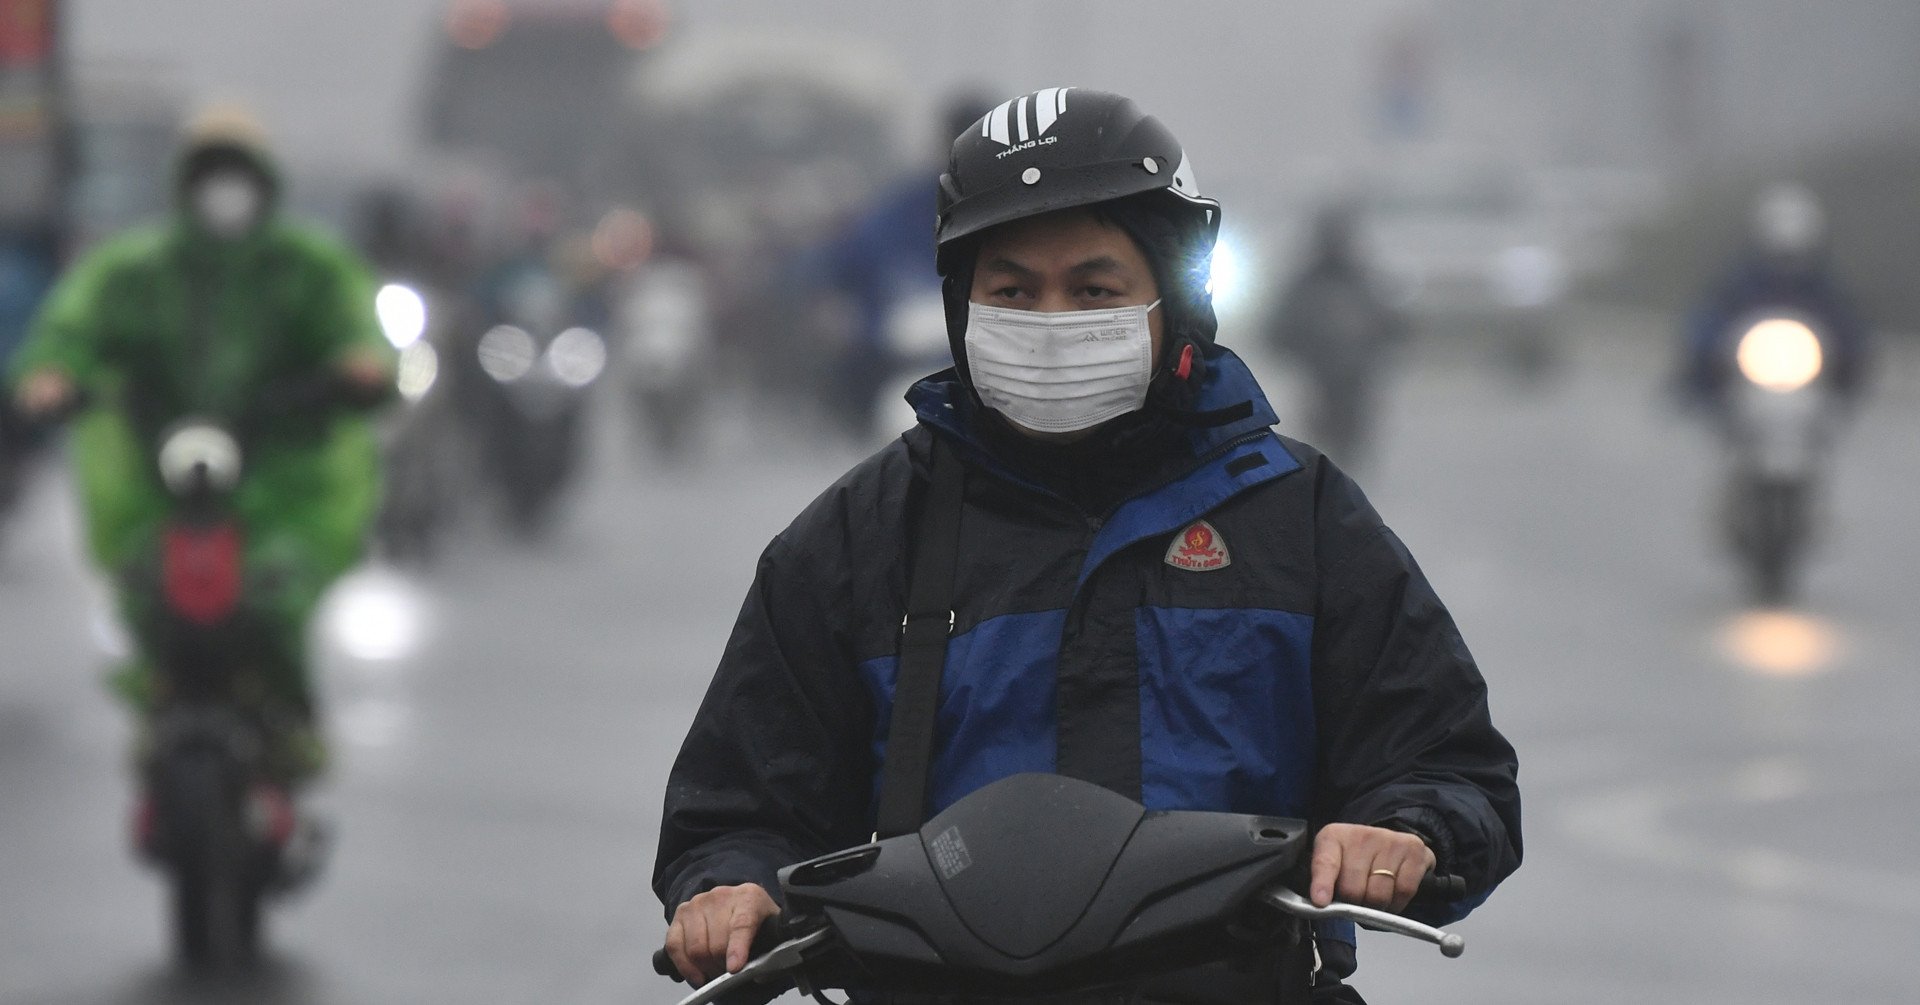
[908,348,1299,589]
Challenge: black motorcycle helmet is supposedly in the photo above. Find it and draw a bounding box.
[935,88,1223,397]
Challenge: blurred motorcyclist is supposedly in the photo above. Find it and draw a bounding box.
[6,107,395,789]
[458,188,608,535]
[1268,204,1405,465]
[1681,183,1869,409]
[815,94,994,440]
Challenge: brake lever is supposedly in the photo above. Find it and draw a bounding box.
[1262,887,1465,958]
[667,928,833,1005]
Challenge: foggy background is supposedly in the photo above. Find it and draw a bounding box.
[4,1,1918,1002]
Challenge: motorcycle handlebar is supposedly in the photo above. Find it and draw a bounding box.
[654,919,789,984]
[651,873,1471,983]
[1417,871,1468,902]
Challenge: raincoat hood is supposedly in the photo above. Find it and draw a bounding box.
[172,106,284,229]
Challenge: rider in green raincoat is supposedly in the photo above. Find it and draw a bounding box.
[6,109,394,781]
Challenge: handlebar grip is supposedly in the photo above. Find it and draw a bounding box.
[653,916,790,984]
[1415,872,1467,902]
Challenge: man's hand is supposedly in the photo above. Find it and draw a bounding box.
[664,883,780,987]
[14,369,74,419]
[1309,823,1436,915]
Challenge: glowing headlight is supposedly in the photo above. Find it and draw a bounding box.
[396,342,440,401]
[1206,238,1244,311]
[158,422,243,495]
[547,327,608,387]
[376,283,429,348]
[1737,318,1822,392]
[477,325,538,383]
[322,565,430,662]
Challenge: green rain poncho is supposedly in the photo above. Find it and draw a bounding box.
[6,127,394,726]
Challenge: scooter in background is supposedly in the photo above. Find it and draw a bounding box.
[1719,312,1834,604]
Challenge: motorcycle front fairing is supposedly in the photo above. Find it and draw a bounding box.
[1729,381,1831,482]
[778,774,1308,998]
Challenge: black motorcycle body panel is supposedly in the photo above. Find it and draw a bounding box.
[779,774,1306,995]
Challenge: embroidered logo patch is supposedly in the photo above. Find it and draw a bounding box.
[1165,520,1230,572]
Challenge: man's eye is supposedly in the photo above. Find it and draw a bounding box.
[1083,286,1118,299]
[993,287,1027,300]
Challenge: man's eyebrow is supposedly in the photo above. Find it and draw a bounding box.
[978,256,1037,278]
[1069,256,1127,275]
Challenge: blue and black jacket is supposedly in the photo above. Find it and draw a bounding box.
[654,348,1521,959]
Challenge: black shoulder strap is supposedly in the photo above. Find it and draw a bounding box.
[874,435,965,839]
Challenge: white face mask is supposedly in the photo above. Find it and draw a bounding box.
[191,170,266,239]
[963,299,1160,434]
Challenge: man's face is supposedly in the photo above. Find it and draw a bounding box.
[190,167,267,240]
[966,209,1164,443]
[969,208,1163,356]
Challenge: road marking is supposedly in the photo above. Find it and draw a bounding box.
[1559,758,1920,919]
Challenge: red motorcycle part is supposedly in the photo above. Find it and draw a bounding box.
[162,524,244,626]
[249,784,297,848]
[132,792,160,859]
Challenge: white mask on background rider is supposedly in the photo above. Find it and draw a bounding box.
[190,168,267,240]
[963,299,1161,434]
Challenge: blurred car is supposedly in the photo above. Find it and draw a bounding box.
[1357,162,1586,378]
[422,0,670,193]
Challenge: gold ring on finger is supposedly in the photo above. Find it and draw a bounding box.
[1369,868,1397,879]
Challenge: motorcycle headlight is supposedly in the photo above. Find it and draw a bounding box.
[1736,318,1822,392]
[376,283,429,348]
[547,327,608,388]
[478,325,538,383]
[396,342,440,401]
[1205,236,1247,313]
[158,422,243,495]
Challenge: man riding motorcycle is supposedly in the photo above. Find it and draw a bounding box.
[7,108,394,814]
[1679,183,1869,602]
[653,89,1521,1003]
[1681,183,1869,409]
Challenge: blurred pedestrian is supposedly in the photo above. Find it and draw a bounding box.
[654,88,1520,1003]
[0,225,61,536]
[1268,203,1405,466]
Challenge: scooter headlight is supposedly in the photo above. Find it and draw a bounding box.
[396,342,440,401]
[478,325,538,383]
[1205,237,1243,308]
[1736,318,1822,392]
[376,283,429,349]
[158,422,243,496]
[547,327,608,388]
